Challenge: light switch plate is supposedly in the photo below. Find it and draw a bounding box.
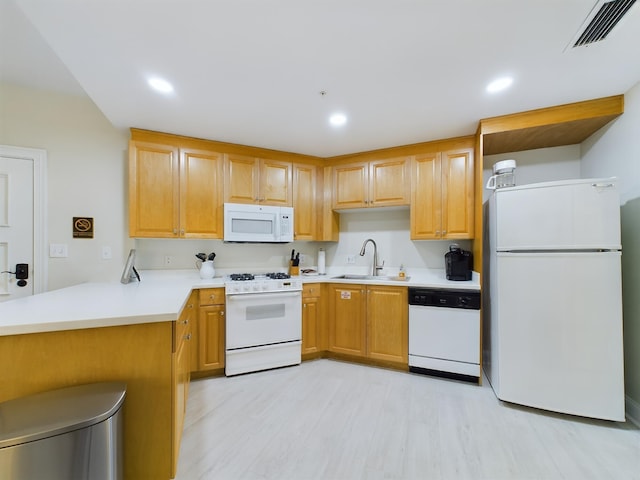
[49,244,68,258]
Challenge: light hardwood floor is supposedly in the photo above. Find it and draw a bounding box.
[175,360,640,480]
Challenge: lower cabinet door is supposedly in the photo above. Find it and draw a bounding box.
[366,286,408,364]
[302,296,319,354]
[328,285,366,357]
[199,305,225,370]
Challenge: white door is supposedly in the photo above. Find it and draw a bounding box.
[0,146,47,301]
[225,292,302,349]
[494,251,625,421]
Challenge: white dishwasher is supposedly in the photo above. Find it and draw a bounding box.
[408,287,481,383]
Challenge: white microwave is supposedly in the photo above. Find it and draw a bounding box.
[224,203,294,243]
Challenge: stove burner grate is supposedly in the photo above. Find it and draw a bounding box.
[265,272,291,280]
[229,273,255,281]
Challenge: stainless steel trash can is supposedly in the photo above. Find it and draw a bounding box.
[0,382,126,480]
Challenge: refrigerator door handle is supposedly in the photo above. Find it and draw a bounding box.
[591,182,615,188]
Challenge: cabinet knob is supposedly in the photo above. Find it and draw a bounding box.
[220,311,225,316]
[184,333,192,340]
[303,303,307,308]
[173,229,178,235]
[180,229,185,236]
[182,319,189,325]
[442,230,447,236]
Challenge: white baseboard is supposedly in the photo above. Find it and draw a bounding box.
[626,395,640,427]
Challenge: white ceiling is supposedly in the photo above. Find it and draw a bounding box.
[2,0,640,157]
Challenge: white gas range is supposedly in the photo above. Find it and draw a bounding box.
[224,272,303,294]
[224,272,302,376]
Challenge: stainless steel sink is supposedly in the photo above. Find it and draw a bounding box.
[331,274,410,281]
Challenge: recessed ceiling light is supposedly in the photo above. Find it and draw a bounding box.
[148,77,174,94]
[486,76,513,93]
[329,113,347,127]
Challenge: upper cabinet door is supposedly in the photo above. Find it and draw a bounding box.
[411,152,441,239]
[332,157,409,209]
[333,162,368,209]
[441,148,474,239]
[410,148,474,240]
[180,149,223,238]
[293,163,317,240]
[129,140,224,239]
[224,155,292,206]
[224,154,259,204]
[260,158,292,206]
[368,157,409,207]
[129,141,180,238]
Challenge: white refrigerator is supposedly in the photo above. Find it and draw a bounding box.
[483,178,625,421]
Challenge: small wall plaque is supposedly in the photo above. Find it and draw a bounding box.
[73,217,94,238]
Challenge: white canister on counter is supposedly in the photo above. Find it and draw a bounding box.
[317,248,326,275]
[199,260,215,279]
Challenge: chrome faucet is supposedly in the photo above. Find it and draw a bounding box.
[359,238,384,276]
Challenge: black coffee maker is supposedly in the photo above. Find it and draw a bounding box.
[445,244,473,281]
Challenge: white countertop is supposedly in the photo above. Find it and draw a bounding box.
[0,268,479,337]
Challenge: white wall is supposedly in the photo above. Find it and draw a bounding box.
[581,81,640,204]
[0,82,131,290]
[581,80,640,419]
[483,145,581,203]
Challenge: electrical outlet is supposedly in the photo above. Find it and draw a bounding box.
[299,254,307,265]
[346,254,356,264]
[164,255,175,266]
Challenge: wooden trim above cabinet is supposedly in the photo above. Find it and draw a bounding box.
[130,128,322,165]
[480,95,623,155]
[326,136,476,165]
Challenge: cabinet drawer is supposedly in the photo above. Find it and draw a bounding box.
[302,283,320,299]
[176,292,197,347]
[199,288,225,305]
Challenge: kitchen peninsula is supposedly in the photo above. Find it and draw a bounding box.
[0,269,479,479]
[0,272,218,480]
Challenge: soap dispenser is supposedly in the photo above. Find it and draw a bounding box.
[398,264,406,279]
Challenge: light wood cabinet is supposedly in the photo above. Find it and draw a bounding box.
[366,286,408,364]
[224,154,292,206]
[293,163,317,240]
[411,148,474,240]
[328,284,407,364]
[328,284,367,357]
[194,288,225,372]
[129,141,223,238]
[302,283,322,355]
[173,291,196,477]
[333,157,409,209]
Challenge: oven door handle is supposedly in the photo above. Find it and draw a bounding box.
[226,292,302,301]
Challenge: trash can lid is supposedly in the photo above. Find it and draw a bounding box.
[0,382,126,449]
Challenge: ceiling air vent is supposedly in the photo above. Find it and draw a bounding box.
[571,0,637,47]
